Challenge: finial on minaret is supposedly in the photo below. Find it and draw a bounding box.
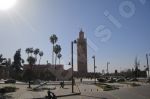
[80,28,83,32]
[79,28,84,39]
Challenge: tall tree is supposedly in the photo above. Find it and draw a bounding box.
[0,54,3,64]
[34,48,40,64]
[26,56,36,88]
[134,57,140,78]
[29,48,34,56]
[27,56,36,66]
[57,53,62,64]
[0,54,6,65]
[50,34,58,65]
[54,44,61,67]
[25,48,30,57]
[34,48,39,58]
[39,51,44,65]
[10,49,24,80]
[12,49,23,72]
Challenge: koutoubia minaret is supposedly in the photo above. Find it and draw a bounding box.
[77,30,87,73]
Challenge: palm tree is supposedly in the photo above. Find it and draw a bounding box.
[39,51,44,65]
[50,34,58,65]
[134,57,140,78]
[57,53,62,64]
[0,54,6,65]
[34,48,39,57]
[34,48,40,63]
[29,48,34,56]
[0,54,3,63]
[27,56,36,66]
[53,44,61,67]
[25,48,30,57]
[25,47,36,88]
[27,56,36,88]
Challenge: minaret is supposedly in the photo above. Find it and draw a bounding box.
[77,30,87,74]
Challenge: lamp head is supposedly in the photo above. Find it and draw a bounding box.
[68,62,71,65]
[74,40,77,44]
[92,56,95,59]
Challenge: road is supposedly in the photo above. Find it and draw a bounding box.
[0,79,150,99]
[109,85,150,99]
[59,84,150,99]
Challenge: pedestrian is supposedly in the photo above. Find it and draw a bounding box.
[60,81,64,88]
[80,78,82,83]
[47,89,52,99]
[60,82,62,88]
[52,92,57,99]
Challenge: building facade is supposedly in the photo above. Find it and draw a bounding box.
[23,64,72,80]
[0,65,9,79]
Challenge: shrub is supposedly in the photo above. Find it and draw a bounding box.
[1,86,18,93]
[130,83,141,87]
[96,83,119,91]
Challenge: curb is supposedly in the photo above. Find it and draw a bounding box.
[56,92,81,97]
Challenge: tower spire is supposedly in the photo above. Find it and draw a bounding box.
[79,28,84,39]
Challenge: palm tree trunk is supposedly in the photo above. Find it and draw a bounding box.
[52,44,54,65]
[39,57,41,65]
[55,54,57,69]
[59,59,60,64]
[35,55,37,65]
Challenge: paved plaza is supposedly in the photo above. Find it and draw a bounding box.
[0,80,150,99]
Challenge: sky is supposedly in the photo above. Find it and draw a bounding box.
[0,0,150,73]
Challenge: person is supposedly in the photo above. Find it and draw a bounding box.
[62,81,64,88]
[60,81,64,88]
[60,82,62,88]
[47,90,52,99]
[52,92,57,99]
[80,78,82,83]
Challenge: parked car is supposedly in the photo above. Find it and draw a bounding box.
[5,79,16,84]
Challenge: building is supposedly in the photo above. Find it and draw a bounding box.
[23,64,72,80]
[0,65,9,79]
[77,30,87,74]
[24,64,64,71]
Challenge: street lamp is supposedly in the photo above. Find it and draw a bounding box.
[92,56,96,84]
[107,62,110,74]
[71,40,77,93]
[146,54,150,78]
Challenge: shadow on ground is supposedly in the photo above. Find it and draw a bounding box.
[0,94,14,99]
[81,95,107,99]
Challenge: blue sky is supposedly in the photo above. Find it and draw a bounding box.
[0,0,150,73]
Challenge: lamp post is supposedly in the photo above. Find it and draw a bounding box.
[92,56,96,84]
[149,54,150,77]
[107,62,110,74]
[146,54,149,78]
[71,40,77,93]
